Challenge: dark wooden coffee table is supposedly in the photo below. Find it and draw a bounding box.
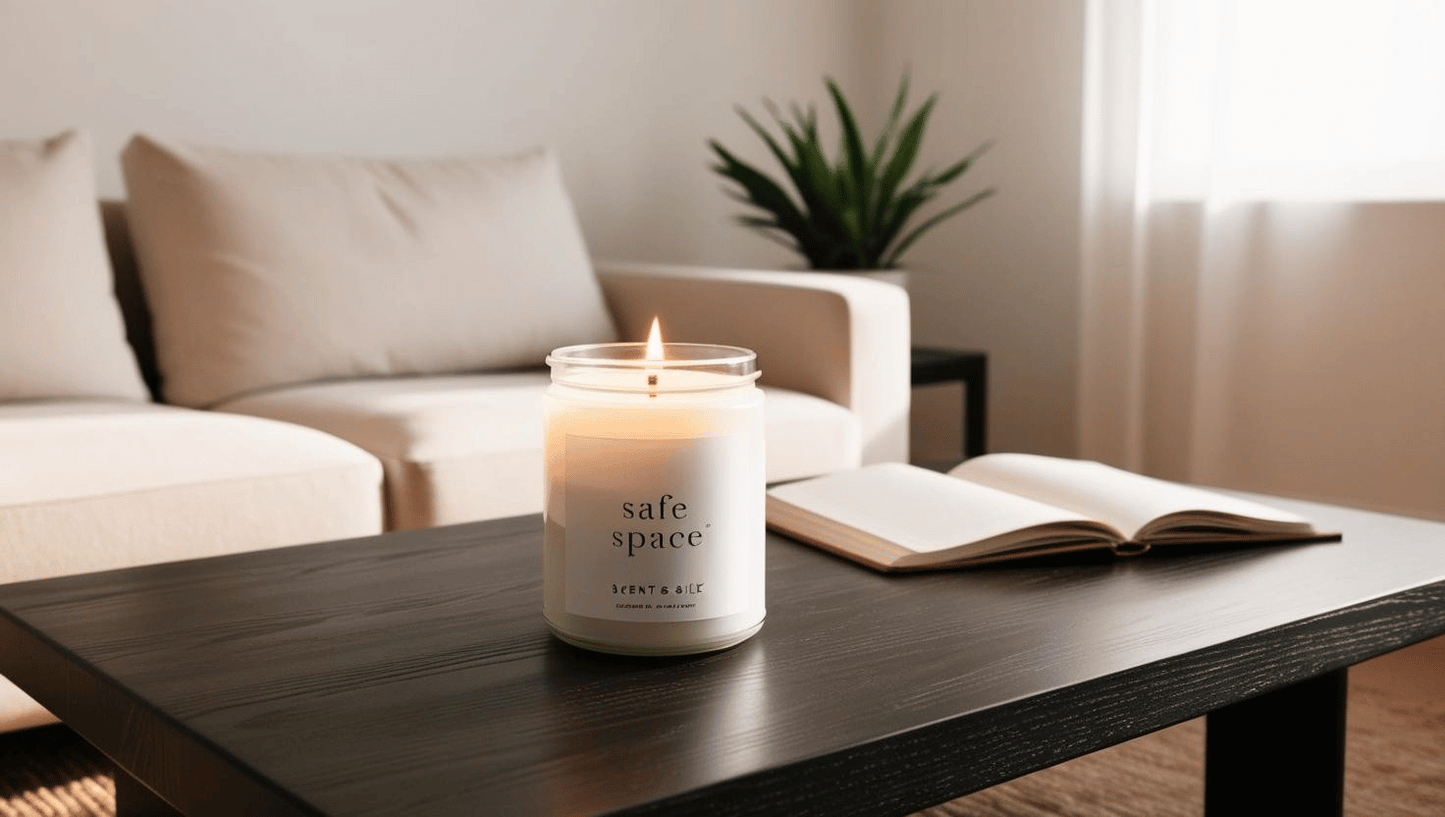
[3,495,1444,816]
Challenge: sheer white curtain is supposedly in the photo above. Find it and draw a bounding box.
[1078,0,1445,516]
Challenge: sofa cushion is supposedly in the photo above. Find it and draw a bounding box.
[217,374,859,530]
[0,131,148,402]
[120,135,616,407]
[759,386,862,480]
[0,400,384,586]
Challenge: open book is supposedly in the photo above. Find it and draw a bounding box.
[765,454,1339,571]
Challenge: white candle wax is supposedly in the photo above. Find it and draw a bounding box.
[543,343,766,655]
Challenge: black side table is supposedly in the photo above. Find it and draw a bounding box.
[910,347,988,459]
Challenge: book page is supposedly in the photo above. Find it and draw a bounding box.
[949,454,1312,540]
[767,462,1120,556]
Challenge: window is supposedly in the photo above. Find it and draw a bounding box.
[1150,0,1445,200]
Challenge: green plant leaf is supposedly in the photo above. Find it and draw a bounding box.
[791,101,818,141]
[726,112,840,265]
[876,186,930,255]
[778,121,846,236]
[839,206,867,267]
[736,105,811,204]
[928,140,994,189]
[709,73,993,269]
[883,187,996,268]
[826,77,870,210]
[736,215,804,253]
[709,141,810,235]
[875,93,937,216]
[871,73,911,172]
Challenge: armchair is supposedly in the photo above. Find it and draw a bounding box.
[595,261,911,466]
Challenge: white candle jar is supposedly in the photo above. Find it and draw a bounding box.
[543,341,766,655]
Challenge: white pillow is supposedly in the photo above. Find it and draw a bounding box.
[121,136,616,408]
[0,131,148,402]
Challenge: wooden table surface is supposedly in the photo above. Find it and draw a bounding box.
[3,496,1445,816]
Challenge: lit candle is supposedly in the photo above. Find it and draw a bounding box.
[543,320,766,655]
[644,317,662,397]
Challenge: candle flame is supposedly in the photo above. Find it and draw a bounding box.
[645,317,664,361]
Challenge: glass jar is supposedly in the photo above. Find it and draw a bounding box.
[542,341,766,655]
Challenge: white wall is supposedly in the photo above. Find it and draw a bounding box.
[1,0,867,269]
[868,0,1087,460]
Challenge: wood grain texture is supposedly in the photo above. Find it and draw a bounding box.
[3,497,1445,816]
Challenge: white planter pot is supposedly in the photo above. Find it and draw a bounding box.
[802,268,910,292]
[850,269,910,290]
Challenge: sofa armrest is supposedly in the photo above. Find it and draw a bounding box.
[592,260,910,464]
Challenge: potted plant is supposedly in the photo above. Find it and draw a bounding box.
[709,74,994,278]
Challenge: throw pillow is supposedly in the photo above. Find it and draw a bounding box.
[121,136,616,408]
[0,131,149,402]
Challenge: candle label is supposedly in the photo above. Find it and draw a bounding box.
[563,434,758,622]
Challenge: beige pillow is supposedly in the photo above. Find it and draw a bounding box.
[0,131,148,402]
[121,136,616,408]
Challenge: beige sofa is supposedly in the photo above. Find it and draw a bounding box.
[0,131,910,732]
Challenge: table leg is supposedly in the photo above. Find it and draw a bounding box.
[113,763,184,817]
[1204,668,1347,817]
[964,356,987,458]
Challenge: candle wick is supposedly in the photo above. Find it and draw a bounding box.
[647,373,658,398]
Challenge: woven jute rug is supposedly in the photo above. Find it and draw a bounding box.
[2,638,1441,816]
[0,726,110,817]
